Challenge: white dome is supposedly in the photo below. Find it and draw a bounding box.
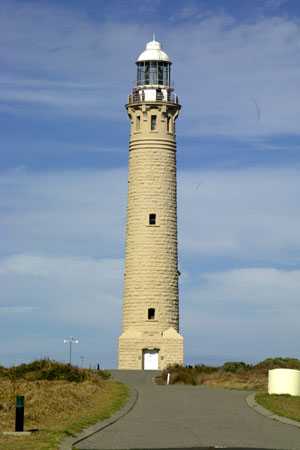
[137,40,171,63]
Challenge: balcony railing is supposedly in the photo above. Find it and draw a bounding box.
[128,89,179,105]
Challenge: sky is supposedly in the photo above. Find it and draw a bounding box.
[1,0,300,368]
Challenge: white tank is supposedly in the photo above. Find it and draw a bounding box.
[268,368,300,396]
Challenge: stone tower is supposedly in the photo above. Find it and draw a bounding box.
[118,39,184,370]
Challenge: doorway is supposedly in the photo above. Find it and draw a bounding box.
[143,349,159,370]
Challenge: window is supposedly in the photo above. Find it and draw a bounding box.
[136,115,140,131]
[149,61,158,84]
[144,61,150,84]
[158,63,164,85]
[151,115,157,130]
[149,213,156,225]
[136,61,171,86]
[148,308,155,320]
[167,116,172,133]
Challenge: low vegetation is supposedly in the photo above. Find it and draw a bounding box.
[156,357,300,391]
[0,358,111,382]
[256,393,300,423]
[0,359,128,450]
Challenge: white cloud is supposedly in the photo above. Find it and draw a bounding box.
[1,166,300,365]
[182,266,300,361]
[189,267,300,309]
[0,168,127,258]
[0,252,123,366]
[0,306,38,314]
[0,1,299,136]
[178,168,300,264]
[2,166,300,265]
[0,253,123,327]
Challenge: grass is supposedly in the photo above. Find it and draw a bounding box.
[156,357,300,391]
[256,393,300,423]
[0,359,129,450]
[0,359,111,382]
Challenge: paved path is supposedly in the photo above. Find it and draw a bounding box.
[77,370,300,449]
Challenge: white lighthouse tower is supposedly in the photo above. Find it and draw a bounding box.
[118,39,184,370]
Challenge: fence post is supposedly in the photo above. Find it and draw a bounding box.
[15,395,24,432]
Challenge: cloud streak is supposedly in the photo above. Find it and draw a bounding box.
[179,168,300,265]
[1,1,300,136]
[183,266,300,362]
[1,166,300,365]
[0,306,38,314]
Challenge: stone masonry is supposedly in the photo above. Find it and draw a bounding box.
[118,40,184,370]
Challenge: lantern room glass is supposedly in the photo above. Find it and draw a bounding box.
[137,61,171,86]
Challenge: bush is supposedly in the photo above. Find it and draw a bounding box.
[165,365,197,385]
[0,359,111,382]
[158,357,300,386]
[222,361,252,373]
[193,364,219,374]
[172,371,197,385]
[99,369,111,380]
[160,364,218,385]
[255,358,300,372]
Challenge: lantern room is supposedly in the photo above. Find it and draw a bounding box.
[136,39,171,87]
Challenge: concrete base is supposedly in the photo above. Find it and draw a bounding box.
[118,327,183,370]
[2,431,32,436]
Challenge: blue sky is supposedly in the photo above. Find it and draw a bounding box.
[1,0,300,368]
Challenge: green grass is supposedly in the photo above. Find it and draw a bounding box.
[256,393,300,423]
[0,360,129,450]
[0,381,128,450]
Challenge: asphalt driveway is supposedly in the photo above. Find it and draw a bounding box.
[77,370,300,449]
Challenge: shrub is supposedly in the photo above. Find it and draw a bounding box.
[255,358,300,372]
[98,369,111,380]
[193,364,219,374]
[0,359,111,382]
[222,361,252,373]
[172,371,197,385]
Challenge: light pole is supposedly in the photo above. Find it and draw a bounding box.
[64,337,79,365]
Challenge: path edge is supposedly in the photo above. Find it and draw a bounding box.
[246,392,300,429]
[59,385,139,450]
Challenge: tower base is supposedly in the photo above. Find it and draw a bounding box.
[118,327,184,370]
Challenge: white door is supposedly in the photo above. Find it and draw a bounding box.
[143,350,159,370]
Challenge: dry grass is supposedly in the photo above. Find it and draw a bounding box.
[0,374,128,450]
[256,393,300,422]
[159,369,268,391]
[157,358,300,391]
[192,370,267,391]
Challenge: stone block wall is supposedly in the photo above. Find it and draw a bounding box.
[118,327,184,370]
[118,100,184,369]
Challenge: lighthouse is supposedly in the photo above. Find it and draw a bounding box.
[118,39,184,370]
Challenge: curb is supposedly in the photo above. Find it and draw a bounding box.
[59,385,139,450]
[246,392,300,429]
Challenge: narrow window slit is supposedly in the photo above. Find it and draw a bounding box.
[151,115,157,130]
[136,115,141,130]
[167,116,172,133]
[149,213,156,225]
[148,308,155,320]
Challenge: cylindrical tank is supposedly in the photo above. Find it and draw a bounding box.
[268,368,300,396]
